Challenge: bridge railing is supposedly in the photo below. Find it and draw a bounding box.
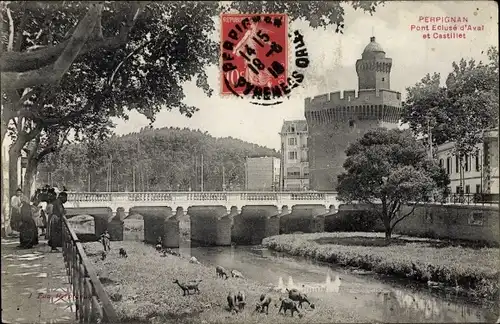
[67,191,338,205]
[61,216,118,323]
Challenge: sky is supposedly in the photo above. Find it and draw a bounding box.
[113,1,499,150]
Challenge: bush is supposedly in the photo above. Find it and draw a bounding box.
[325,210,380,232]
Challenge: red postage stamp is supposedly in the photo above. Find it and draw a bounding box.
[220,14,289,99]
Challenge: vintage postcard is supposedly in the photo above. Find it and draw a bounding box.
[1,1,498,323]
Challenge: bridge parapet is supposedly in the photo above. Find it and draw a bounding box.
[66,191,339,210]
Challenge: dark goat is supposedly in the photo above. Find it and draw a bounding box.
[278,297,302,317]
[119,248,128,258]
[227,292,238,313]
[173,279,201,296]
[216,265,229,279]
[287,288,311,308]
[255,294,272,314]
[236,291,246,310]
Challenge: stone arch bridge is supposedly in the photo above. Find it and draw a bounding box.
[64,191,339,247]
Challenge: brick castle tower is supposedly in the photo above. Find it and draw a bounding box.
[304,36,402,190]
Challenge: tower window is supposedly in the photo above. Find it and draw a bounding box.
[382,77,385,81]
[349,120,355,127]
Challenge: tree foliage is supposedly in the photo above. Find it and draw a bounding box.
[38,127,280,192]
[402,47,499,157]
[336,128,450,240]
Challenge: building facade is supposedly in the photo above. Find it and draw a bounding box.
[305,37,402,190]
[279,120,309,191]
[245,156,281,191]
[435,129,499,195]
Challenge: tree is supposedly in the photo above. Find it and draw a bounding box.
[402,47,499,157]
[336,128,450,241]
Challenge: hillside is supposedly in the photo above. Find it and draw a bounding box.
[38,127,280,192]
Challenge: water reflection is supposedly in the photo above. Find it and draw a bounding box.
[273,273,341,293]
[177,242,497,323]
[373,289,495,323]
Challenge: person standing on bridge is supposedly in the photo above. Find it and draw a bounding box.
[48,191,66,252]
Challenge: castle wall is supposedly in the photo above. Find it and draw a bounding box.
[305,90,401,190]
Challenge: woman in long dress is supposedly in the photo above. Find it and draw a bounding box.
[10,188,23,232]
[18,196,39,248]
[46,189,56,249]
[48,191,67,252]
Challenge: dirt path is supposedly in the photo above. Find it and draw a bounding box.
[1,237,76,324]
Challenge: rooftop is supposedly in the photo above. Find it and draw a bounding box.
[281,120,308,133]
[363,36,385,54]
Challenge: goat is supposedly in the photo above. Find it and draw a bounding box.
[189,256,201,264]
[231,269,245,279]
[287,288,312,308]
[236,291,246,310]
[255,294,272,314]
[173,279,201,296]
[119,248,128,258]
[277,297,302,317]
[216,265,229,279]
[227,292,239,313]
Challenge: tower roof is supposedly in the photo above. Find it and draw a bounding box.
[363,36,385,54]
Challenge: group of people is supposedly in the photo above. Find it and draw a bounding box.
[9,185,68,252]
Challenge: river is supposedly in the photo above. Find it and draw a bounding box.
[177,240,498,323]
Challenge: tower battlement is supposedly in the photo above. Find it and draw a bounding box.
[305,89,401,112]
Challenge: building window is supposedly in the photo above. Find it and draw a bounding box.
[287,167,300,179]
[475,154,480,171]
[446,157,451,175]
[476,184,481,193]
[465,185,470,194]
[455,156,459,173]
[288,151,297,160]
[456,186,461,194]
[439,159,443,168]
[382,77,385,81]
[288,137,297,146]
[349,120,355,127]
[303,167,309,176]
[464,155,469,172]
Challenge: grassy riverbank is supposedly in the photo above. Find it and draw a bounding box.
[82,241,373,323]
[262,233,499,303]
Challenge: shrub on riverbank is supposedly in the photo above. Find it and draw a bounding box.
[83,241,368,323]
[262,233,499,302]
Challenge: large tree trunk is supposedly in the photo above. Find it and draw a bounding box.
[384,226,392,242]
[23,156,39,199]
[1,143,10,237]
[8,143,22,198]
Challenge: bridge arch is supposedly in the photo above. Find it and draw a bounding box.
[65,207,113,241]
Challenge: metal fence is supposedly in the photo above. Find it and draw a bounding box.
[61,216,118,323]
[442,193,499,205]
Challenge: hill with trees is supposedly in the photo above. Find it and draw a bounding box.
[37,127,280,192]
